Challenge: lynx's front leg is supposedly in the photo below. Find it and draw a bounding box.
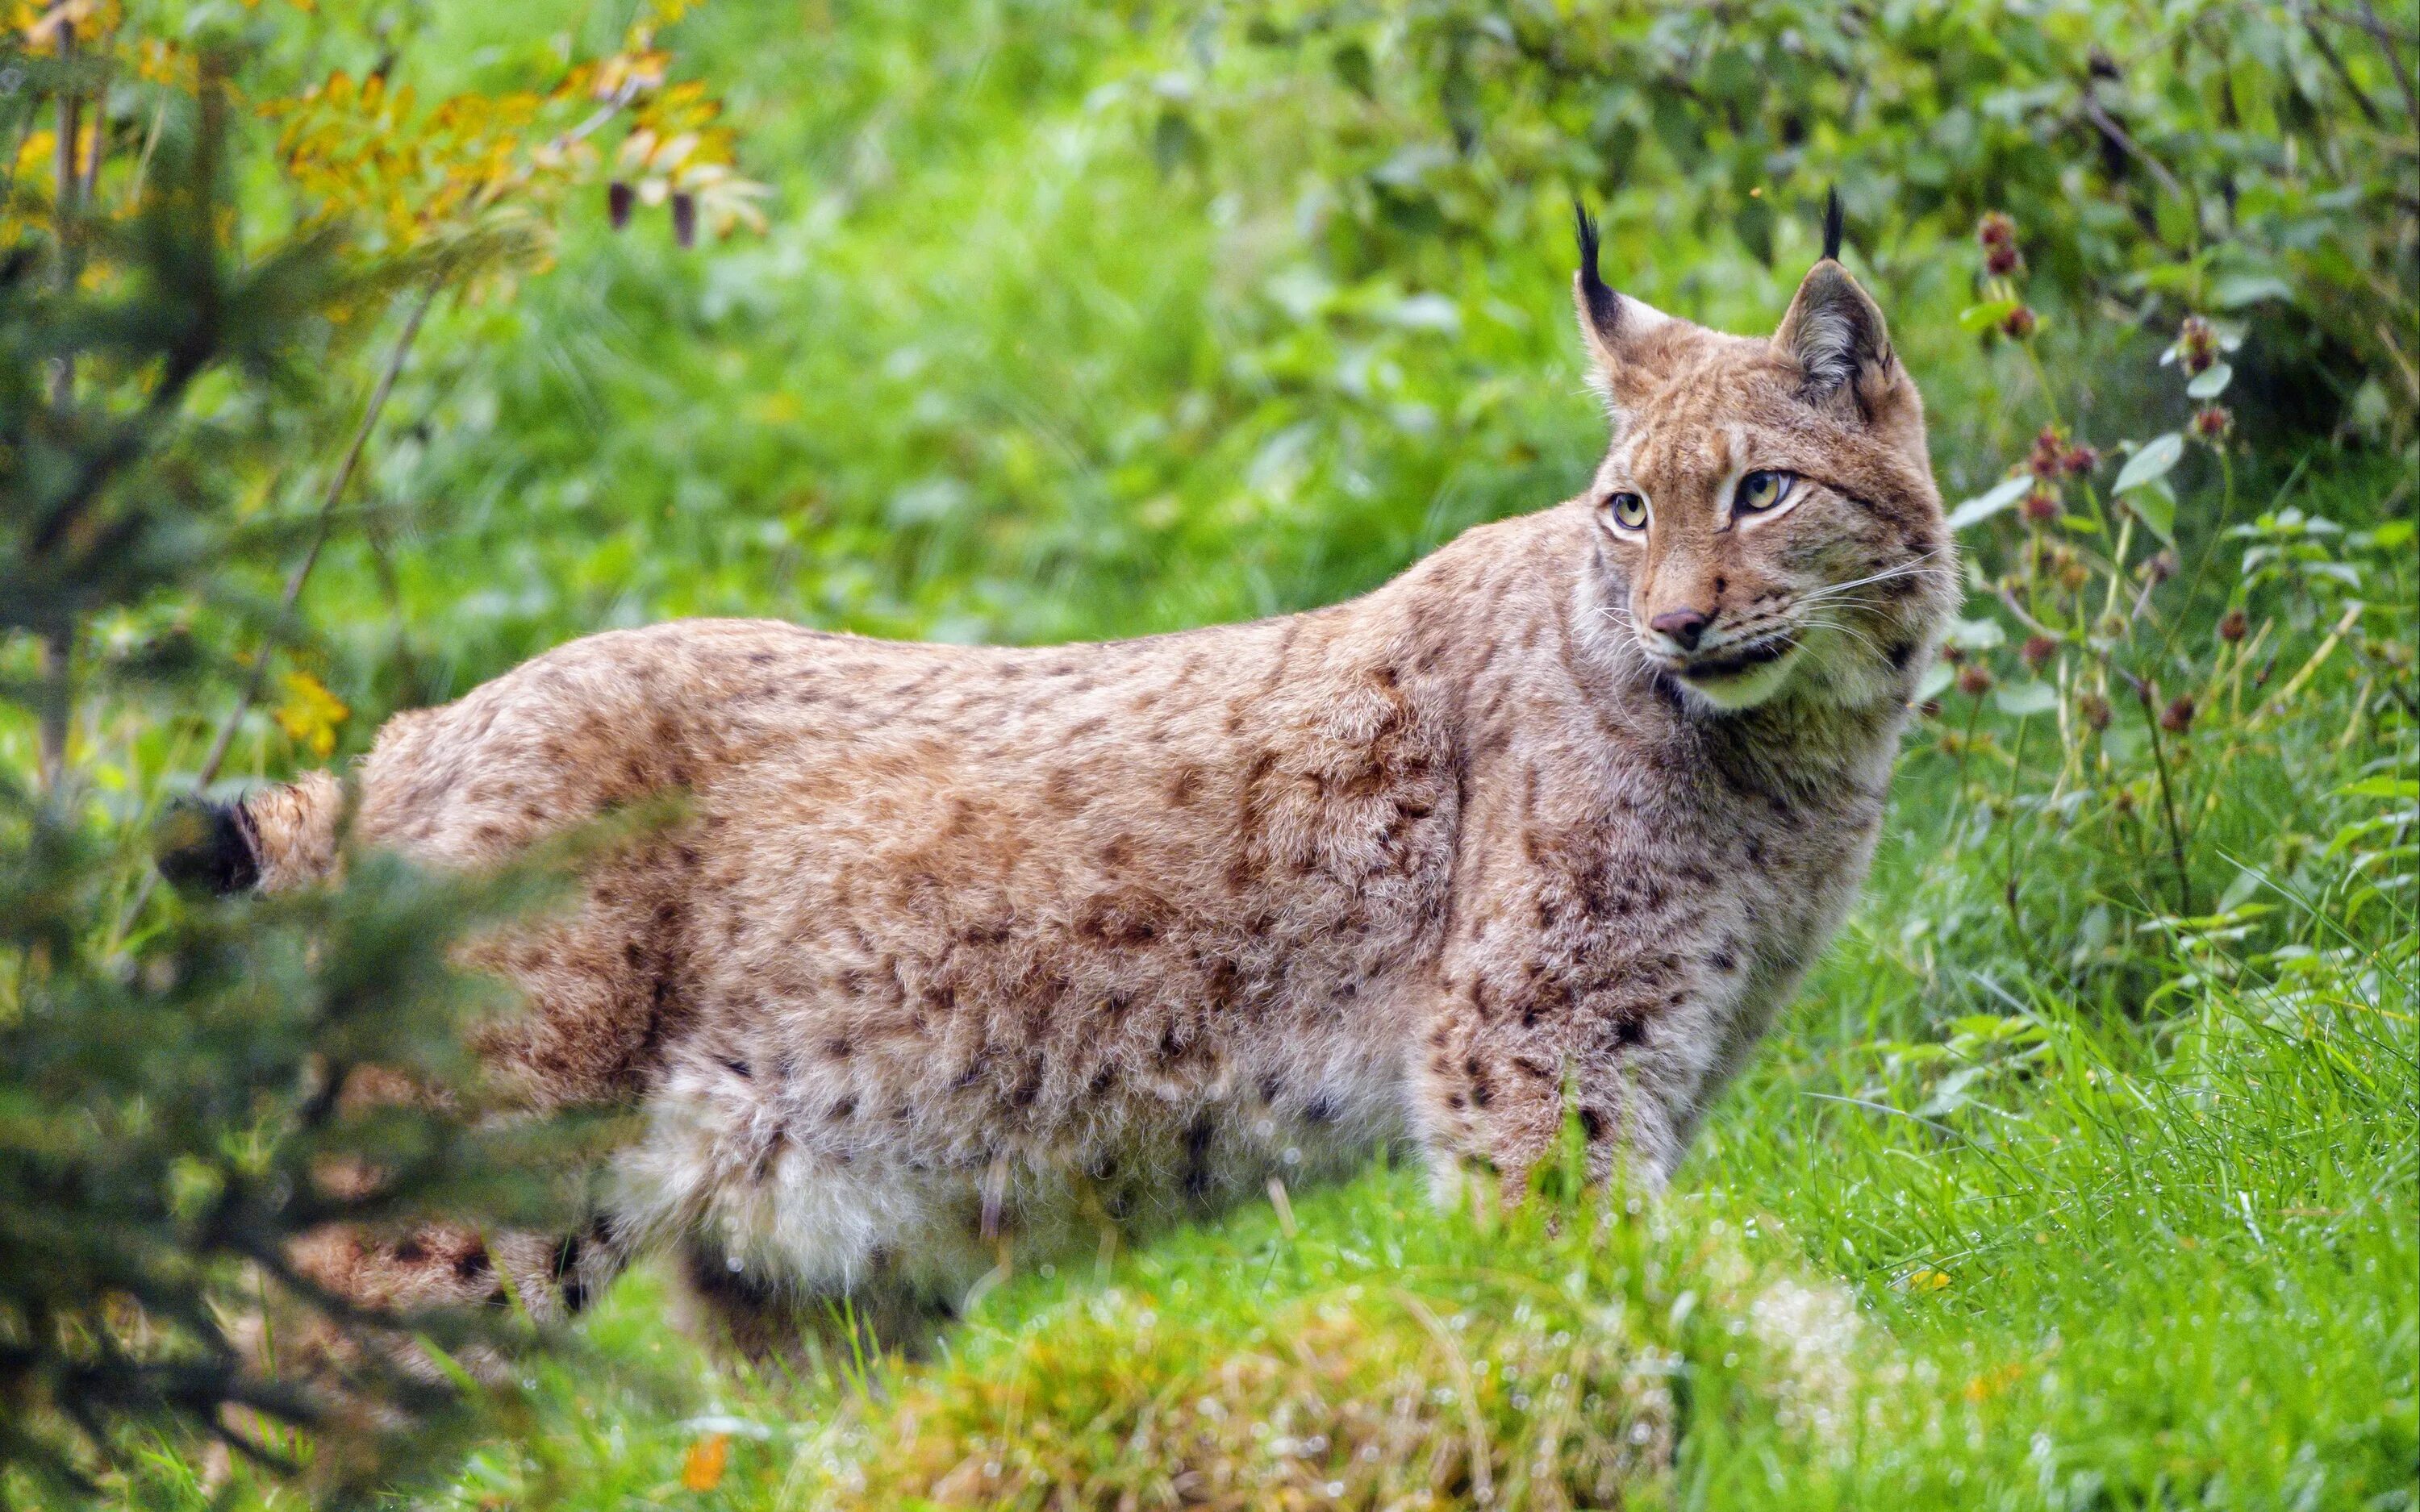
[1409,832,1746,1197]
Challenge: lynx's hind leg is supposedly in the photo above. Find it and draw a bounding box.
[678,1240,957,1364]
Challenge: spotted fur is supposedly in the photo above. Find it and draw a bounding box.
[173,237,1956,1349]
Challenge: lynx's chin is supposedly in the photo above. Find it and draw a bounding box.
[1666,635,1803,710]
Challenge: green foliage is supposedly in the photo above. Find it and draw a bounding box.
[0,56,591,1505]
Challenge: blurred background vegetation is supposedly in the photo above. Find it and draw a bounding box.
[0,0,2411,1506]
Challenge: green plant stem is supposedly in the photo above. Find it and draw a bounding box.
[2134,681,2197,918]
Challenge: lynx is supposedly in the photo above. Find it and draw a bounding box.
[164,203,1956,1351]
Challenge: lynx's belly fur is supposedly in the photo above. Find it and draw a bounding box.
[193,229,1957,1344]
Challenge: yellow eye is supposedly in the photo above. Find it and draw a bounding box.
[1608,492,1650,531]
[1735,470,1794,514]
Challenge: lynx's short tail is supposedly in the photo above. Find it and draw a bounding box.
[155,769,345,894]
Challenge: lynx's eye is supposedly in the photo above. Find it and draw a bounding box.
[1734,469,1796,515]
[1606,491,1650,532]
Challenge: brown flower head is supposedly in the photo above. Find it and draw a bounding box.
[2176,314,2219,377]
[2159,694,2196,734]
[2218,608,2248,644]
[2077,691,2113,731]
[2028,427,2067,479]
[1978,211,2017,250]
[1986,242,2023,277]
[2021,483,2061,525]
[2021,635,2058,671]
[2000,305,2038,339]
[1957,664,1994,698]
[2192,403,2233,444]
[2061,443,2099,477]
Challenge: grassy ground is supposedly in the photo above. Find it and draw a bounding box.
[76,2,2417,1506]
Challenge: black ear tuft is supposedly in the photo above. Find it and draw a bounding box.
[156,798,261,895]
[1573,198,1619,337]
[1821,185,1843,264]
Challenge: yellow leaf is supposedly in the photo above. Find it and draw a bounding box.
[273,672,348,759]
[680,1433,728,1493]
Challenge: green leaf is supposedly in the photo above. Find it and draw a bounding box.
[1995,681,2059,717]
[1734,195,1775,265]
[2186,362,2232,398]
[1945,474,2031,532]
[1914,661,1954,702]
[2211,273,2293,309]
[1331,42,1375,98]
[1945,616,2006,652]
[2113,432,2184,494]
[1958,299,2020,333]
[2128,477,2177,546]
[2339,776,2418,801]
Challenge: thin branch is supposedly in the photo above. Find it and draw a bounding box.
[2301,6,2386,126]
[2078,92,2189,206]
[119,285,437,927]
[191,284,438,792]
[2346,0,2420,123]
[39,20,81,796]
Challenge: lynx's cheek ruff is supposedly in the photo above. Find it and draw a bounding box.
[163,194,1955,1352]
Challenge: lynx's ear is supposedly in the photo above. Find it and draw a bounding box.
[1571,201,1674,391]
[1772,192,1897,417]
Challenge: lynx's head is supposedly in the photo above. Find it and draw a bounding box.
[1572,198,1957,713]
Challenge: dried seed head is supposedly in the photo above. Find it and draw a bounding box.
[2021,635,2058,671]
[2176,314,2218,376]
[2028,427,2067,479]
[1956,664,1993,698]
[2218,608,2248,644]
[2077,692,2113,731]
[2159,694,2196,733]
[2000,305,2038,339]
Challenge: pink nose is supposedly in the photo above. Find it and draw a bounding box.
[1649,607,1711,651]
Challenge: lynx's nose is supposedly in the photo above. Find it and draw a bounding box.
[1648,607,1711,652]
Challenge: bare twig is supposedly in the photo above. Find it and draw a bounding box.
[2342,2,2420,123]
[119,285,437,928]
[2079,93,2189,206]
[190,285,438,789]
[38,22,80,796]
[2301,6,2386,125]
